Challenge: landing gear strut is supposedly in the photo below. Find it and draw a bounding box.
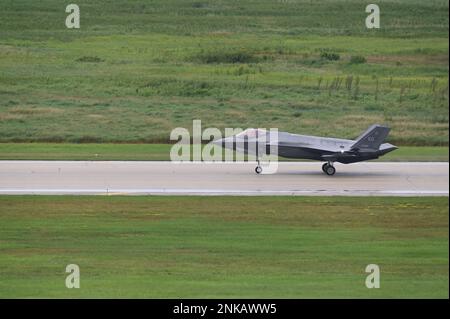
[255,159,262,174]
[322,162,336,176]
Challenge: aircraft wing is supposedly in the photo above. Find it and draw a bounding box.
[321,152,359,161]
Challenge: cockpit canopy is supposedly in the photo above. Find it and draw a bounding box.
[235,128,267,139]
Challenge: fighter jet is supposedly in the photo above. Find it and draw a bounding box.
[213,124,397,175]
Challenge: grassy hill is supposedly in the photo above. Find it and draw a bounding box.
[0,0,448,145]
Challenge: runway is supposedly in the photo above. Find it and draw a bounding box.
[0,161,448,196]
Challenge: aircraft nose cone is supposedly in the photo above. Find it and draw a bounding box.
[213,137,236,150]
[213,138,224,147]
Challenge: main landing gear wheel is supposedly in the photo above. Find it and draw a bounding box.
[325,165,336,176]
[322,162,336,176]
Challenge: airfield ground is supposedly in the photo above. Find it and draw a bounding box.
[0,0,448,300]
[0,161,448,196]
[0,196,448,298]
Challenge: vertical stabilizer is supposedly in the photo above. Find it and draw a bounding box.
[351,124,390,151]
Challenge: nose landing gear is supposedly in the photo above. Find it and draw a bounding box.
[322,162,336,176]
[255,159,262,174]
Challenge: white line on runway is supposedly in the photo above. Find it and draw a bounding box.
[0,188,448,196]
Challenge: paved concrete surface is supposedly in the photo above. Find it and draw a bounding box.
[0,161,447,196]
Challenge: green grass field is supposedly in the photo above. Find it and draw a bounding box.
[0,196,447,298]
[0,2,447,300]
[0,0,448,146]
[0,143,447,161]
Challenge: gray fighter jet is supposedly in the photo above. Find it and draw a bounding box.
[214,124,397,175]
